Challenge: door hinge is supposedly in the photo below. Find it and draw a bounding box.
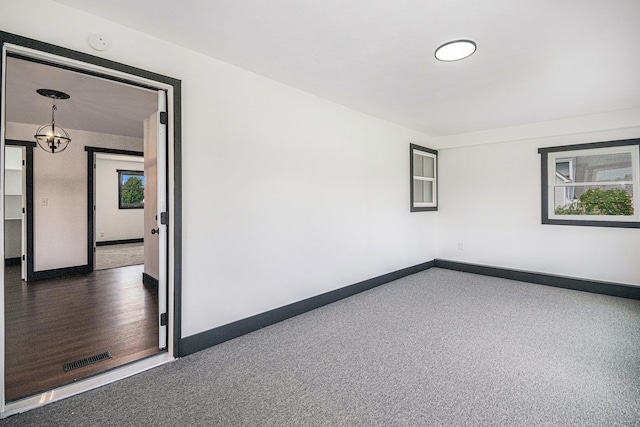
[159,112,168,125]
[160,313,168,326]
[160,211,169,225]
[22,160,25,166]
[22,255,25,261]
[22,207,25,214]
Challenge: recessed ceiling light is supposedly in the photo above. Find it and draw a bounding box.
[435,40,477,62]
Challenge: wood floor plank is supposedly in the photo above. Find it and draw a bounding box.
[4,264,160,401]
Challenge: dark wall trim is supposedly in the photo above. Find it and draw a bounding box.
[539,216,640,229]
[181,258,639,357]
[179,261,435,356]
[31,264,93,281]
[434,259,640,300]
[4,257,20,266]
[2,30,183,356]
[4,140,36,147]
[85,147,144,157]
[96,238,144,246]
[2,33,179,89]
[5,140,35,281]
[537,138,640,154]
[143,272,159,288]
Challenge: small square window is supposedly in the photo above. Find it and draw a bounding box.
[118,170,145,209]
[538,139,640,228]
[410,143,438,212]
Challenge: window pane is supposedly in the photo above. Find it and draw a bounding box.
[121,189,145,207]
[413,179,433,203]
[413,153,424,176]
[555,161,572,181]
[413,154,434,178]
[554,184,634,216]
[557,152,633,183]
[422,156,434,178]
[121,173,146,186]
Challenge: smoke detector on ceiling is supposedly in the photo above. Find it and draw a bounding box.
[88,34,111,51]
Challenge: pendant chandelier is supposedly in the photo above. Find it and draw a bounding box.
[34,89,71,153]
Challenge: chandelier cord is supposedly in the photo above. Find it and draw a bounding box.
[51,102,58,135]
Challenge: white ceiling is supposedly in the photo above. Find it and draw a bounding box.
[34,1,640,136]
[5,56,158,138]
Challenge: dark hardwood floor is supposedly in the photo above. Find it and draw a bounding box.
[4,264,160,401]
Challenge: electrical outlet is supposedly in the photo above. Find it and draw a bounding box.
[100,232,105,238]
[457,242,464,251]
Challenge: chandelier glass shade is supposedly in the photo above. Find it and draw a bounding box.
[34,89,71,153]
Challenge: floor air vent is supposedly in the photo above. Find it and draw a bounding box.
[63,351,112,372]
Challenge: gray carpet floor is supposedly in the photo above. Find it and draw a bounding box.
[2,268,639,426]
[95,243,144,270]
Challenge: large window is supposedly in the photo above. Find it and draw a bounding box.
[538,139,640,228]
[410,143,438,212]
[118,169,145,209]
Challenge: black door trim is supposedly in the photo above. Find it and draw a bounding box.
[1,30,183,356]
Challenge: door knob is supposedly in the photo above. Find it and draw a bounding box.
[151,228,159,235]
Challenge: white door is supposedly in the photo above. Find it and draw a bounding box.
[156,91,168,349]
[143,91,168,349]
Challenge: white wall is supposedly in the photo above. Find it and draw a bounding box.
[5,122,143,271]
[433,114,640,287]
[0,0,437,337]
[95,155,144,243]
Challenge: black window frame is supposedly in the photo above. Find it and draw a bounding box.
[118,169,145,210]
[538,138,640,228]
[410,143,438,212]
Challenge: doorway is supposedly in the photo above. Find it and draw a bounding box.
[92,151,145,271]
[3,141,34,283]
[4,145,24,278]
[1,32,181,416]
[3,56,162,400]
